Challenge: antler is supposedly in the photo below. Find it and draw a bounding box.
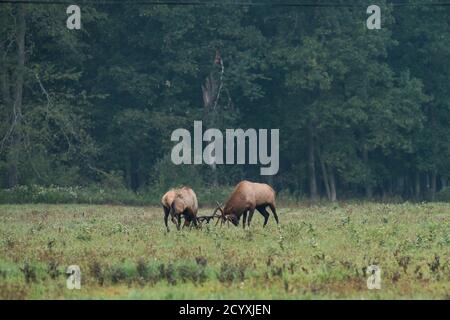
[212,202,226,226]
[214,201,223,213]
[195,202,225,226]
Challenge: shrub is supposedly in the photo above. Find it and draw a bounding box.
[159,263,177,285]
[136,259,148,279]
[146,262,164,284]
[89,261,104,286]
[0,184,237,207]
[177,262,207,285]
[436,187,450,202]
[217,263,246,283]
[108,266,127,284]
[47,261,61,279]
[0,185,159,206]
[20,262,37,284]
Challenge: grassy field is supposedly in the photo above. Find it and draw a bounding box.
[0,202,449,299]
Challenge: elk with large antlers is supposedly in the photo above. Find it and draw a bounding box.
[215,180,279,229]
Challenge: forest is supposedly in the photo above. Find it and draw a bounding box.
[1,0,449,203]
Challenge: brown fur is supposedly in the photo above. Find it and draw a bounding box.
[161,187,198,231]
[170,187,199,230]
[161,189,177,211]
[161,188,179,231]
[221,180,279,228]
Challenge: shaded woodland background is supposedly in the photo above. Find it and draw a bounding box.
[0,1,449,203]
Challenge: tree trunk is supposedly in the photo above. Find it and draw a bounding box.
[203,97,218,187]
[125,158,132,189]
[382,187,387,201]
[328,167,337,202]
[318,147,331,200]
[307,122,318,201]
[1,41,15,187]
[397,177,404,195]
[415,172,421,200]
[441,177,448,190]
[0,43,12,107]
[431,171,437,201]
[212,162,218,187]
[362,147,373,198]
[7,4,26,188]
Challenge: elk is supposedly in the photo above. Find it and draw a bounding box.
[215,180,279,229]
[161,188,179,232]
[161,187,198,231]
[169,187,199,231]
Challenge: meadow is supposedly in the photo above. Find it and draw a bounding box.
[0,202,448,299]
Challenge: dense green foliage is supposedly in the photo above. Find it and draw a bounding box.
[1,1,449,202]
[0,203,448,299]
[0,184,236,206]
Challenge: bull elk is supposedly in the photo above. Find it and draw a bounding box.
[161,188,178,232]
[215,180,279,229]
[161,187,198,231]
[170,187,199,230]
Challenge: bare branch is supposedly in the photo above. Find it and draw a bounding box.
[212,56,224,111]
[34,72,50,113]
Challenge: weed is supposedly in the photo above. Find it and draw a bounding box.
[195,256,207,267]
[109,266,127,284]
[89,261,104,286]
[218,263,246,284]
[428,255,440,273]
[136,258,148,279]
[47,260,60,279]
[20,262,37,284]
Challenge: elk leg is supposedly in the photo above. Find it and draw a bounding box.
[169,207,177,225]
[183,210,192,230]
[182,216,190,229]
[268,204,279,224]
[163,206,170,232]
[242,211,248,229]
[255,206,269,227]
[176,215,182,231]
[183,210,197,229]
[247,208,255,227]
[258,207,270,227]
[189,211,198,228]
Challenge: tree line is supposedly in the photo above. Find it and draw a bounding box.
[0,1,449,202]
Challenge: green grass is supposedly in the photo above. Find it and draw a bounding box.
[0,202,449,299]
